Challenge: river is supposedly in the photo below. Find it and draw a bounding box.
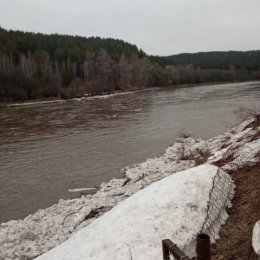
[0,81,259,223]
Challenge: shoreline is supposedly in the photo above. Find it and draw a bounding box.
[160,79,260,90]
[1,115,259,260]
[0,87,160,108]
[1,80,260,108]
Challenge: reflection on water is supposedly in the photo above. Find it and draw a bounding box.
[0,82,259,222]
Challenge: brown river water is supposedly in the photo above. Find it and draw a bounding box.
[0,82,260,223]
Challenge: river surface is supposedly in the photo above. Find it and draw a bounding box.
[0,82,260,223]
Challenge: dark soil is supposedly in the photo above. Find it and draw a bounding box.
[212,163,260,260]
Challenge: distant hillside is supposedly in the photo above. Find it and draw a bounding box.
[0,27,260,102]
[0,27,145,61]
[163,51,260,70]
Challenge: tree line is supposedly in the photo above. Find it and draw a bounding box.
[163,51,260,70]
[0,27,260,101]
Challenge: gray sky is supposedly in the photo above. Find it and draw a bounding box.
[0,0,260,55]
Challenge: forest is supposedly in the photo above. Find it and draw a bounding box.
[0,27,260,101]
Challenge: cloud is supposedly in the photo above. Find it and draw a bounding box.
[0,0,260,55]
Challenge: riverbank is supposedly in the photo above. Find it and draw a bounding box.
[0,115,259,260]
[160,79,260,91]
[0,87,160,108]
[2,80,259,108]
[212,163,260,260]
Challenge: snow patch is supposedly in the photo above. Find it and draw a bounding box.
[252,221,260,256]
[36,164,233,260]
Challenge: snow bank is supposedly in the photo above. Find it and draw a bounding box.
[36,164,234,260]
[166,116,260,172]
[207,118,260,172]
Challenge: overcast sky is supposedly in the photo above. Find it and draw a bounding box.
[0,0,260,55]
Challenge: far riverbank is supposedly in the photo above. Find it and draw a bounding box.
[1,79,259,108]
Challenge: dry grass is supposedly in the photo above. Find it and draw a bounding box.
[193,149,212,165]
[212,163,260,260]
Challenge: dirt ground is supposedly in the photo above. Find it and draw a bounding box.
[212,163,260,260]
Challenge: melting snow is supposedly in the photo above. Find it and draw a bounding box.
[36,164,233,260]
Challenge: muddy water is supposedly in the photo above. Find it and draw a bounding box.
[0,82,259,223]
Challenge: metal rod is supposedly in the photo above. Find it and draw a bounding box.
[196,233,211,260]
[162,239,191,260]
[162,233,211,260]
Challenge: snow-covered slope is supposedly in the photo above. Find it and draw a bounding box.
[36,164,233,260]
